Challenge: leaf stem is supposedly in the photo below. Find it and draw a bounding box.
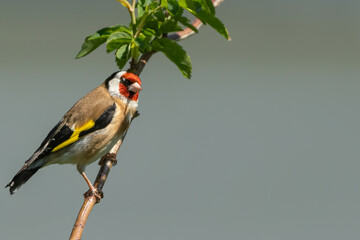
[129,0,138,63]
[131,0,137,31]
[134,6,162,38]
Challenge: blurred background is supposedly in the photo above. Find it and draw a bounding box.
[1,0,360,239]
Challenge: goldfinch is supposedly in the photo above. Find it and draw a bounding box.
[6,71,142,195]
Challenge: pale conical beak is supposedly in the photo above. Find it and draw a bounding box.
[128,82,142,93]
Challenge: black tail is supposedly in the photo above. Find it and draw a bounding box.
[6,167,40,195]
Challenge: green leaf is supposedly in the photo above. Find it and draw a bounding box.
[76,36,107,59]
[168,0,180,16]
[179,0,230,40]
[130,42,141,60]
[154,8,166,21]
[142,28,156,36]
[159,18,183,33]
[162,0,180,16]
[152,38,192,78]
[107,31,132,42]
[137,0,147,18]
[114,25,133,35]
[136,11,151,33]
[179,0,209,23]
[106,31,132,53]
[197,10,229,39]
[148,1,159,10]
[179,0,197,13]
[161,0,168,7]
[75,25,127,58]
[200,0,215,15]
[143,16,161,36]
[178,16,198,33]
[134,34,152,52]
[196,10,229,39]
[115,44,131,69]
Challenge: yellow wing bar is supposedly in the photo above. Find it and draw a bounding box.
[51,120,95,152]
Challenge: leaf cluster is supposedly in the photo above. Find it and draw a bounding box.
[76,0,229,78]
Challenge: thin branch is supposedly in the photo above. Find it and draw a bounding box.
[168,0,224,41]
[129,50,156,75]
[131,0,137,28]
[69,113,139,240]
[117,0,134,19]
[168,19,203,41]
[69,1,224,239]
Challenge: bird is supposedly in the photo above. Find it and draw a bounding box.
[6,71,142,196]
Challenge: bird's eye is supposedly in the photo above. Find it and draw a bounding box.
[120,77,132,86]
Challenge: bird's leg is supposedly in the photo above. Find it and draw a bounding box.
[77,165,103,202]
[81,171,103,203]
[81,171,96,192]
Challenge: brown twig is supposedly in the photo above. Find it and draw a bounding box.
[69,112,139,240]
[129,50,156,75]
[69,1,224,239]
[168,18,203,41]
[169,0,224,41]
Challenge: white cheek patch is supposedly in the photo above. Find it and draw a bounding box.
[108,78,121,98]
[107,71,139,107]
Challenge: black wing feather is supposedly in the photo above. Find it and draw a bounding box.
[24,119,67,164]
[6,103,116,194]
[32,103,116,161]
[79,103,116,137]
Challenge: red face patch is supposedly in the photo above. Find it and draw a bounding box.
[119,72,142,101]
[121,72,142,86]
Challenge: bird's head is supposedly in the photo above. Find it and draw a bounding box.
[105,71,142,102]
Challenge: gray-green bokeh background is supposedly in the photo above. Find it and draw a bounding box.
[1,1,360,239]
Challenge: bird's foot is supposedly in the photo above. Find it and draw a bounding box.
[84,187,103,203]
[98,153,117,167]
